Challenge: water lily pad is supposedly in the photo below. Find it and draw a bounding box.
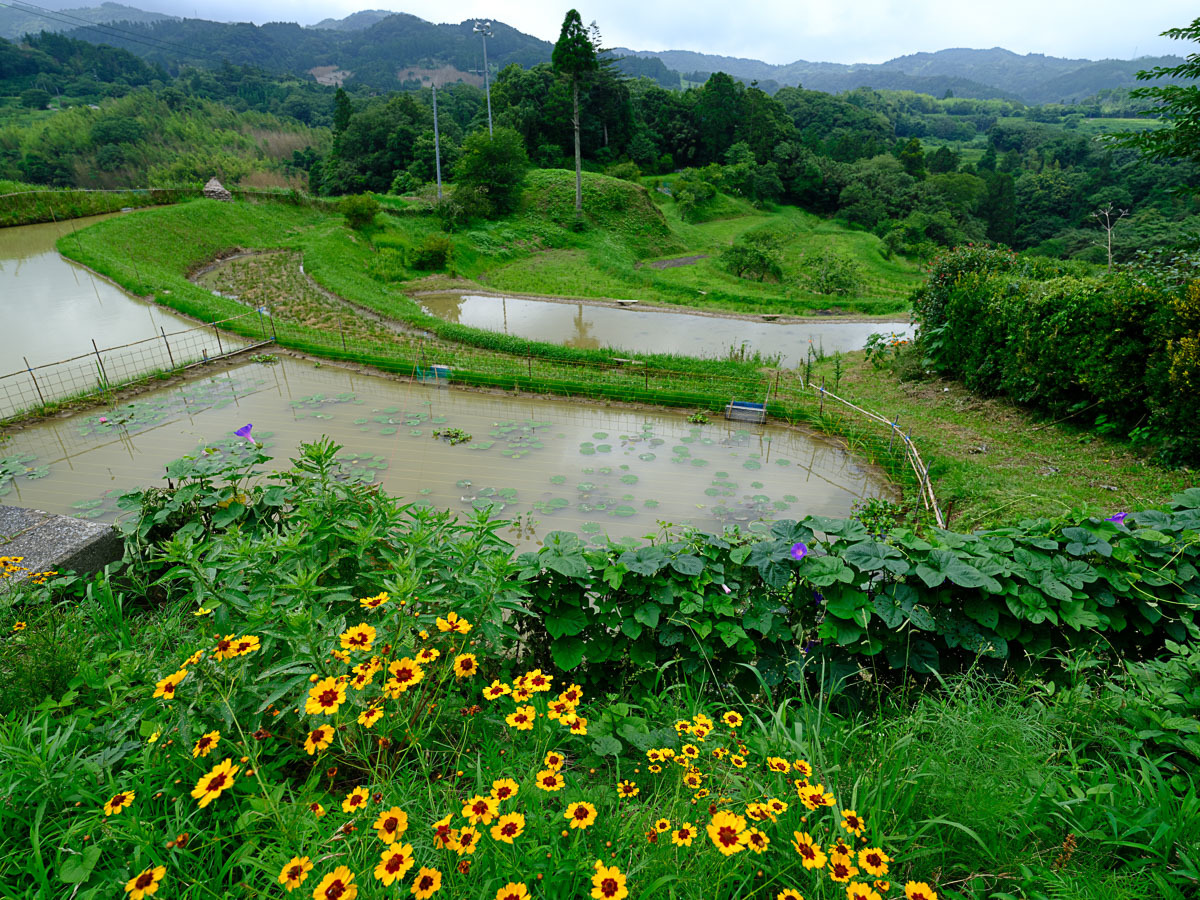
[773,501,790,510]
[705,487,721,497]
[456,479,473,488]
[751,481,764,489]
[592,432,608,440]
[419,488,432,495]
[638,453,656,462]
[432,416,448,424]
[715,471,729,478]
[577,482,597,492]
[354,417,368,425]
[381,427,397,435]
[743,460,762,470]
[611,505,636,518]
[620,474,638,484]
[550,475,567,484]
[643,499,660,509]
[596,445,612,453]
[783,494,799,503]
[579,446,596,456]
[580,521,602,534]
[775,459,791,466]
[689,458,709,467]
[599,467,613,476]
[410,429,422,436]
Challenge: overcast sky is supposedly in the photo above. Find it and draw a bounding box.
[68,1,1200,63]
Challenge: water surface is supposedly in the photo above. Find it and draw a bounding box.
[417,293,912,365]
[0,358,891,547]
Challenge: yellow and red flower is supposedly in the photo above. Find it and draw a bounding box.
[707,810,749,856]
[544,750,565,770]
[559,683,583,705]
[490,812,525,843]
[798,782,836,810]
[277,856,312,893]
[562,713,588,735]
[506,705,536,730]
[777,890,804,900]
[846,883,883,900]
[453,653,478,679]
[491,778,519,802]
[359,591,390,610]
[191,758,239,808]
[152,669,187,701]
[357,705,383,728]
[453,826,481,855]
[791,831,828,869]
[722,710,743,728]
[373,843,414,886]
[411,867,442,900]
[304,725,333,756]
[671,822,696,846]
[794,759,813,777]
[342,786,370,814]
[305,677,346,716]
[193,730,220,758]
[483,680,511,700]
[842,809,866,836]
[231,635,260,657]
[124,865,166,899]
[746,827,770,854]
[767,756,791,773]
[103,790,135,816]
[309,801,326,818]
[859,847,891,877]
[384,658,424,696]
[616,780,639,799]
[494,884,530,900]
[462,794,499,825]
[564,801,597,829]
[591,860,628,900]
[373,806,409,843]
[730,754,747,769]
[536,769,564,792]
[905,882,939,900]
[312,866,357,900]
[436,611,471,634]
[828,852,860,883]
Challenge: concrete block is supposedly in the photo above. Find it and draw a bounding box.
[0,505,122,578]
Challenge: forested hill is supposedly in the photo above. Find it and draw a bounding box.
[0,2,174,41]
[14,5,1179,102]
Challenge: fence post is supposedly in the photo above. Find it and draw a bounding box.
[819,377,825,415]
[160,327,176,369]
[889,414,900,452]
[527,355,532,378]
[23,357,45,407]
[341,325,348,353]
[644,366,649,392]
[92,339,110,388]
[212,323,224,356]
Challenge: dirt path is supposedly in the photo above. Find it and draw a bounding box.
[641,254,709,270]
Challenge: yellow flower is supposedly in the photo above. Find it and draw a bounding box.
[616,779,639,799]
[674,720,691,734]
[277,856,312,892]
[681,743,699,759]
[304,725,333,755]
[794,759,813,777]
[559,683,583,705]
[483,680,511,700]
[373,806,409,843]
[491,778,519,802]
[193,730,220,758]
[776,890,805,900]
[360,591,390,610]
[859,847,891,877]
[152,669,187,701]
[564,801,597,829]
[505,705,536,730]
[12,621,27,631]
[384,658,424,695]
[767,756,791,773]
[124,865,166,900]
[373,843,414,886]
[792,831,828,869]
[846,883,883,900]
[416,646,440,665]
[411,866,442,900]
[308,801,326,818]
[842,809,866,836]
[183,649,205,667]
[722,710,743,728]
[190,758,239,808]
[535,769,564,792]
[452,653,478,679]
[591,860,628,900]
[524,668,553,693]
[495,884,530,900]
[562,713,588,735]
[435,611,472,634]
[312,866,357,900]
[828,851,860,883]
[357,705,383,728]
[230,635,260,657]
[730,754,747,769]
[305,677,346,716]
[707,810,748,856]
[342,786,369,814]
[490,812,525,843]
[544,750,565,771]
[798,782,836,811]
[905,882,939,900]
[193,607,212,617]
[671,822,696,846]
[462,794,499,825]
[746,827,770,854]
[340,623,376,652]
[453,825,481,855]
[103,790,135,816]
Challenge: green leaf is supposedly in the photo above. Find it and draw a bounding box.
[964,596,1000,630]
[550,635,586,670]
[803,556,853,587]
[545,605,588,639]
[633,603,661,629]
[886,639,939,673]
[842,539,908,575]
[914,549,997,590]
[619,546,668,576]
[620,618,643,640]
[590,735,623,757]
[669,554,705,576]
[59,846,101,884]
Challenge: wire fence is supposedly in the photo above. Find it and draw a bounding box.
[0,311,274,421]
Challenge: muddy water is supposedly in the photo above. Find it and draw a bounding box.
[0,214,196,371]
[417,294,912,365]
[0,358,891,547]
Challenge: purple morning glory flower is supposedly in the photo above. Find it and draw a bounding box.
[721,584,732,594]
[813,592,825,606]
[790,542,808,561]
[1106,512,1127,525]
[234,424,253,440]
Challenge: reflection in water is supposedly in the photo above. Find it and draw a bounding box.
[418,294,912,365]
[0,358,892,548]
[0,214,196,370]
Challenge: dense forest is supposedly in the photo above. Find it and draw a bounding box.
[2,19,1197,265]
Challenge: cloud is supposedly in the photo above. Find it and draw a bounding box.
[139,0,1195,64]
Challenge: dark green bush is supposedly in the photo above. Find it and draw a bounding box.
[410,232,454,270]
[338,193,380,230]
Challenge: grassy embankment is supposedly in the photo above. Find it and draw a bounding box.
[56,172,1193,527]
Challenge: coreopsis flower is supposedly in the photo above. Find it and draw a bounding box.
[875,882,891,894]
[373,806,408,843]
[511,685,533,703]
[591,860,628,900]
[416,647,440,665]
[776,890,804,900]
[309,802,326,817]
[124,865,166,899]
[191,758,239,808]
[183,649,205,667]
[722,710,743,728]
[462,795,499,825]
[153,669,187,700]
[495,884,530,900]
[11,621,26,632]
[304,726,333,756]
[794,759,813,777]
[648,764,662,773]
[491,778,519,802]
[340,623,377,653]
[103,790,135,816]
[564,801,597,829]
[312,866,357,900]
[767,756,790,773]
[828,852,860,883]
[842,809,866,836]
[358,705,383,728]
[490,812,525,843]
[453,826,481,855]
[186,729,223,761]
[535,769,564,792]
[506,705,536,730]
[213,634,237,661]
[436,611,471,634]
[681,743,699,759]
[707,810,748,856]
[905,882,939,900]
[765,797,789,816]
[411,867,442,900]
[546,699,575,720]
[692,724,711,741]
[231,635,260,657]
[373,843,414,886]
[147,730,161,744]
[746,802,774,823]
[483,680,511,700]
[746,827,770,854]
[331,649,351,665]
[671,822,696,846]
[562,713,588,735]
[674,720,691,735]
[798,783,836,810]
[792,831,828,869]
[544,750,565,770]
[616,780,638,799]
[277,856,312,892]
[646,749,664,764]
[847,883,883,900]
[360,592,390,610]
[453,654,478,679]
[342,787,369,814]
[525,669,552,692]
[859,847,891,877]
[305,677,346,716]
[384,658,424,695]
[559,683,583,705]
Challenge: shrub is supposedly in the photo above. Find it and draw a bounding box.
[452,126,530,219]
[801,248,864,296]
[720,230,784,282]
[338,193,380,230]
[605,160,642,182]
[411,233,454,270]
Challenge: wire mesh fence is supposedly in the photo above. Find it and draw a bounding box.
[0,311,273,421]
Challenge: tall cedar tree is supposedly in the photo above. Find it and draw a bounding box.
[552,9,598,216]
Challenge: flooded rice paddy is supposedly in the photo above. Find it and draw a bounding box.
[417,293,912,365]
[0,357,892,547]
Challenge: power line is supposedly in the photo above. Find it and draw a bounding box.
[0,1,207,62]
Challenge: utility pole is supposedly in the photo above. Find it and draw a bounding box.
[1091,203,1129,274]
[432,82,443,200]
[474,20,494,136]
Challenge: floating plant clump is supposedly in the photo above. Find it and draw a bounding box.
[0,453,49,496]
[334,453,389,484]
[432,427,472,445]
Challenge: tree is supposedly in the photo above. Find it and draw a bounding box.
[552,10,598,217]
[1111,17,1200,165]
[453,126,530,218]
[1091,203,1130,273]
[332,87,352,136]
